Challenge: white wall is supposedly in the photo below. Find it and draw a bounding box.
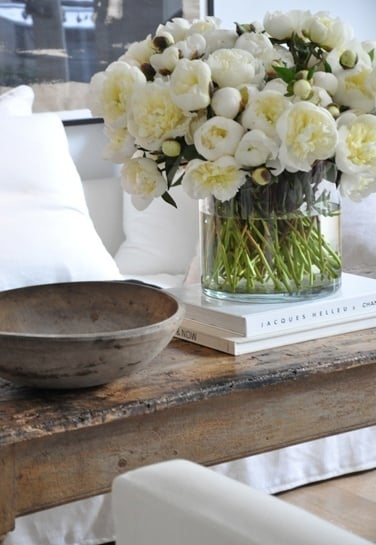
[211,1,375,40]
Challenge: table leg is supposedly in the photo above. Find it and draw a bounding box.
[0,445,15,545]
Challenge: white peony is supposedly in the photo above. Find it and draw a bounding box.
[169,58,212,111]
[150,46,180,74]
[127,79,193,150]
[188,16,222,36]
[211,87,243,119]
[336,114,376,179]
[312,71,338,95]
[155,17,191,42]
[333,63,376,113]
[235,129,279,168]
[241,90,291,137]
[276,102,338,172]
[120,157,167,209]
[206,48,258,88]
[175,33,207,59]
[193,116,245,161]
[182,156,247,201]
[340,173,376,201]
[119,36,154,67]
[302,11,353,51]
[235,31,273,61]
[263,10,309,40]
[203,29,238,55]
[102,125,136,163]
[89,61,146,128]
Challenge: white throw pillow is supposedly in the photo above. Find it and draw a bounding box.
[341,194,376,267]
[115,189,199,276]
[0,85,35,116]
[0,113,122,291]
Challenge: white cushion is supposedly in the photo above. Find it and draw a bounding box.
[342,194,376,267]
[0,85,35,116]
[0,113,122,291]
[113,459,371,545]
[115,189,199,276]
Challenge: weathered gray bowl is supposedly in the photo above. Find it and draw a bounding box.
[0,281,184,389]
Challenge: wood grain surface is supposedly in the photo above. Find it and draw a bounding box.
[0,266,375,542]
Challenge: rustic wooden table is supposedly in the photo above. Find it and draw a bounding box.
[1,269,376,543]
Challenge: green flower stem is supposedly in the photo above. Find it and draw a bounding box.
[201,212,341,295]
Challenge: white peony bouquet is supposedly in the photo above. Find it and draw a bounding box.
[89,10,376,208]
[89,11,376,298]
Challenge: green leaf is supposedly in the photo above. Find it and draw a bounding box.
[166,155,182,186]
[369,49,375,62]
[272,65,296,83]
[161,191,177,208]
[182,144,202,161]
[324,59,332,73]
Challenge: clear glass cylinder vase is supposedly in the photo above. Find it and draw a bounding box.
[200,166,342,302]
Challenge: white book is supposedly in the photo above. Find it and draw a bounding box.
[175,316,376,355]
[168,273,376,337]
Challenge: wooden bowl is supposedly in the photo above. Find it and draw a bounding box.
[0,281,184,389]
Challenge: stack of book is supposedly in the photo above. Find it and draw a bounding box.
[167,273,376,355]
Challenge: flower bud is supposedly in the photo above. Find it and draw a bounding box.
[339,50,358,69]
[293,79,312,100]
[235,23,256,35]
[327,103,341,118]
[211,87,243,119]
[162,139,181,157]
[140,63,156,81]
[296,70,310,81]
[153,34,174,52]
[252,167,272,186]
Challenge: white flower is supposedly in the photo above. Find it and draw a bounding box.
[263,78,288,94]
[150,46,180,74]
[175,34,207,59]
[89,61,146,128]
[211,87,243,119]
[120,157,167,209]
[203,29,238,55]
[276,102,338,172]
[102,125,136,163]
[169,58,212,111]
[302,12,353,51]
[185,110,207,145]
[188,16,221,36]
[90,10,376,212]
[235,31,273,61]
[119,36,154,67]
[235,129,279,167]
[336,114,376,179]
[263,45,294,73]
[182,156,246,201]
[340,173,376,201]
[295,85,333,108]
[206,48,258,88]
[193,116,245,161]
[127,79,193,151]
[156,17,191,42]
[333,63,376,113]
[263,10,309,40]
[312,71,338,95]
[241,90,291,137]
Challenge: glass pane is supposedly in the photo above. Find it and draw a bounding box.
[0,0,201,114]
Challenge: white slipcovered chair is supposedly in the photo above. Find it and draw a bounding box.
[112,459,372,545]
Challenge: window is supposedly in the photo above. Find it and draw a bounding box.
[0,0,203,116]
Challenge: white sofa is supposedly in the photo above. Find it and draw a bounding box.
[1,86,376,545]
[112,459,372,545]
